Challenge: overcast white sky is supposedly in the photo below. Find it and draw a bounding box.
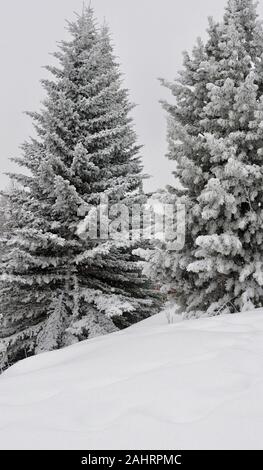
[1,0,263,192]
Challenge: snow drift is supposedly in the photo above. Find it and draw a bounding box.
[0,310,263,450]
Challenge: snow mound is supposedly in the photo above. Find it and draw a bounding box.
[1,310,263,450]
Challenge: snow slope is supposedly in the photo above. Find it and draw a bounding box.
[1,310,263,450]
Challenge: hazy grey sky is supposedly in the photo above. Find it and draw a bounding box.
[1,0,263,192]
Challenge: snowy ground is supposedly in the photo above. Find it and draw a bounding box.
[1,310,263,450]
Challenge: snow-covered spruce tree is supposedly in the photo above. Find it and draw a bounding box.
[0,195,8,264]
[0,8,160,368]
[152,0,263,316]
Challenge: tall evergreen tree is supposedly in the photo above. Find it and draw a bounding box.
[0,7,159,368]
[0,195,8,264]
[152,0,263,316]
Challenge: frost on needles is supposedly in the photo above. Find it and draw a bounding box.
[0,8,160,369]
[150,0,263,317]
